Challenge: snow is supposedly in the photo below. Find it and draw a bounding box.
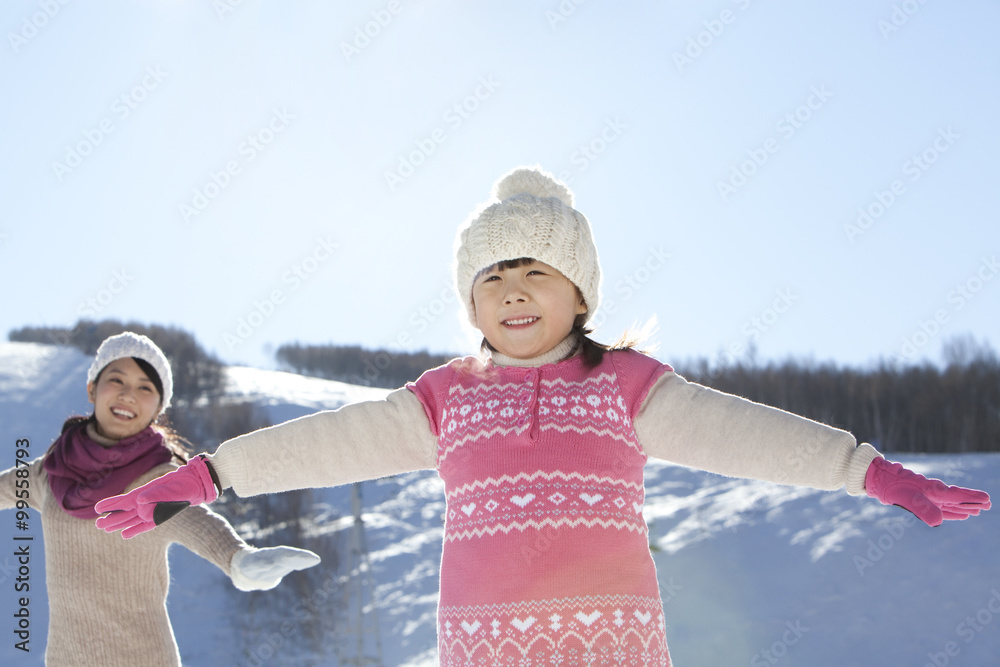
[1,341,998,666]
[221,365,391,425]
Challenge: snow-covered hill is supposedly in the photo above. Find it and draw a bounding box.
[1,342,998,666]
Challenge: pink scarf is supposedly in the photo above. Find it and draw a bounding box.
[44,421,172,519]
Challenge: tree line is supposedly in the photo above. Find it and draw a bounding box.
[9,321,999,453]
[275,341,453,389]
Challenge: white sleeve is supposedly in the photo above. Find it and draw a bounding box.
[210,387,438,497]
[634,372,879,495]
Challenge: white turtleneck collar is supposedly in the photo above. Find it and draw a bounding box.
[488,334,580,368]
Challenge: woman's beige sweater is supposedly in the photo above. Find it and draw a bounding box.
[0,425,249,666]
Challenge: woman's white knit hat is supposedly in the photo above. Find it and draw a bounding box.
[454,165,601,327]
[87,332,174,410]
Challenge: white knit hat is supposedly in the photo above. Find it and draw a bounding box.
[454,166,601,327]
[87,332,174,411]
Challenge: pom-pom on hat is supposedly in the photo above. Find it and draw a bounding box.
[87,332,174,411]
[454,166,601,328]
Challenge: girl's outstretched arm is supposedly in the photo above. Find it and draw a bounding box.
[210,386,437,497]
[634,370,990,525]
[97,388,436,537]
[635,370,877,493]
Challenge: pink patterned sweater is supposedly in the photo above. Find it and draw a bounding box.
[211,335,879,665]
[409,346,673,664]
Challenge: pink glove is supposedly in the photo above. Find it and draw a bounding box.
[95,454,221,539]
[865,457,991,527]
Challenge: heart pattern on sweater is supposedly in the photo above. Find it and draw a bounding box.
[511,493,535,507]
[418,353,672,658]
[461,620,481,635]
[461,503,476,516]
[511,616,536,632]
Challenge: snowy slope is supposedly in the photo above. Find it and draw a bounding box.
[1,342,998,666]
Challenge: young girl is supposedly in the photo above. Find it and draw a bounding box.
[97,169,991,666]
[0,331,319,666]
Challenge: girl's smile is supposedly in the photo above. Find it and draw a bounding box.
[472,259,587,360]
[88,357,162,441]
[502,317,539,327]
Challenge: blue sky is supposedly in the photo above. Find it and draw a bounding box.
[2,0,998,373]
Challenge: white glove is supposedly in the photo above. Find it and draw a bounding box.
[230,546,321,591]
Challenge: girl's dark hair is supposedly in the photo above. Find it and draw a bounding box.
[574,321,646,367]
[475,258,641,368]
[61,357,190,462]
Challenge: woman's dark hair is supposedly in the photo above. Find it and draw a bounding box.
[131,357,164,399]
[60,357,190,462]
[475,258,641,367]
